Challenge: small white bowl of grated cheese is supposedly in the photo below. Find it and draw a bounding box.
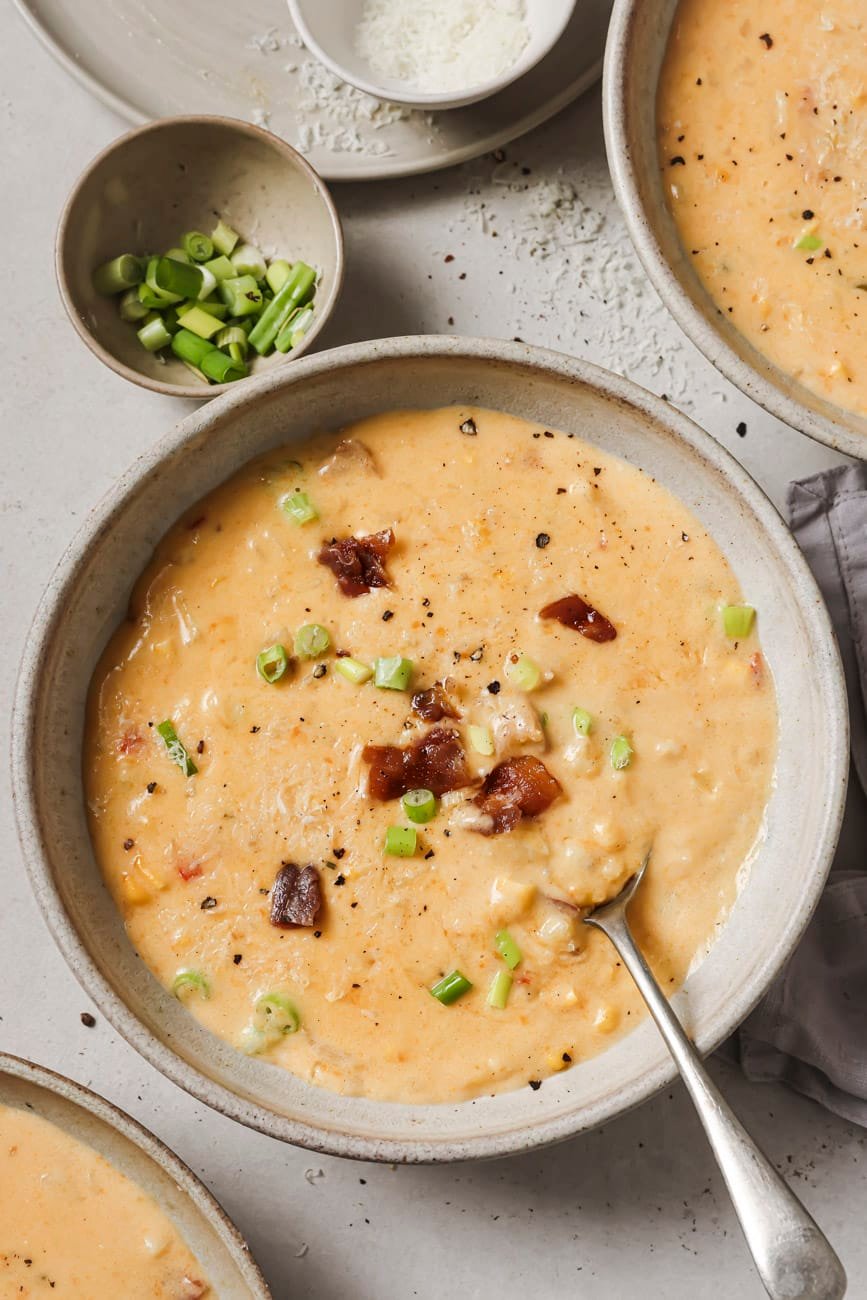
[288,0,577,110]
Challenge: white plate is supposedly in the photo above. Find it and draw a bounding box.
[15,0,612,182]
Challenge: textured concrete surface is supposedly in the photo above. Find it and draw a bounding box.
[1,15,862,1299]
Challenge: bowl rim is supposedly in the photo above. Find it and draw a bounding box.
[54,113,345,401]
[11,335,849,1162]
[602,0,867,462]
[0,1051,271,1297]
[286,0,578,110]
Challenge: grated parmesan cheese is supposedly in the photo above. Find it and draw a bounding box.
[355,0,530,93]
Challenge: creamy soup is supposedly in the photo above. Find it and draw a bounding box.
[0,1103,209,1297]
[658,0,867,417]
[85,407,775,1103]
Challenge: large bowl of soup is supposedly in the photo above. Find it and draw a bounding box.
[12,337,847,1161]
[604,0,867,460]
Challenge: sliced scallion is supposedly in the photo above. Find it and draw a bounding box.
[401,788,436,824]
[794,232,823,251]
[182,230,214,263]
[468,724,494,756]
[374,656,413,691]
[722,604,756,639]
[200,349,247,384]
[294,623,330,659]
[203,254,235,282]
[156,719,198,777]
[182,297,229,320]
[248,262,317,356]
[211,219,240,257]
[195,265,218,300]
[119,287,150,322]
[254,991,300,1036]
[266,258,293,294]
[164,246,191,264]
[430,971,472,1005]
[281,490,318,525]
[154,255,204,301]
[215,325,249,359]
[177,304,224,340]
[171,328,215,368]
[610,735,633,771]
[92,253,142,295]
[171,969,211,1000]
[503,651,542,692]
[275,304,315,354]
[218,275,264,317]
[231,242,267,280]
[572,707,593,737]
[487,969,512,1010]
[334,656,373,685]
[494,930,522,970]
[256,643,289,683]
[137,314,172,352]
[144,256,182,305]
[384,825,417,857]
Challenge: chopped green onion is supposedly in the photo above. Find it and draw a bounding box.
[204,254,235,282]
[266,258,293,294]
[374,656,414,691]
[138,275,177,311]
[253,991,300,1036]
[218,274,264,317]
[722,604,756,639]
[384,825,417,857]
[239,1027,267,1056]
[195,266,218,300]
[215,325,249,358]
[503,651,542,692]
[182,230,214,263]
[248,262,317,356]
[468,724,494,756]
[401,788,436,824]
[137,314,172,352]
[256,643,289,683]
[211,219,240,257]
[199,349,247,384]
[794,232,823,251]
[164,247,191,264]
[156,719,198,776]
[275,304,315,354]
[294,623,330,659]
[161,306,181,336]
[177,304,224,340]
[572,707,593,737]
[92,254,142,295]
[610,735,633,771]
[171,328,215,368]
[182,297,228,320]
[231,242,267,281]
[494,930,522,970]
[334,656,373,685]
[171,969,210,1000]
[281,490,318,525]
[119,287,150,322]
[487,969,512,1010]
[154,255,205,301]
[430,971,473,1005]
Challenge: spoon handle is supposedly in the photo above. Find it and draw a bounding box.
[591,910,846,1300]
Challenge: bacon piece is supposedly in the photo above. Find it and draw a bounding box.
[318,528,394,597]
[471,755,562,834]
[270,863,322,928]
[539,593,617,642]
[411,681,459,722]
[362,725,471,800]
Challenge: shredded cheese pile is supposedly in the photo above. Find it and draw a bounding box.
[355,0,531,93]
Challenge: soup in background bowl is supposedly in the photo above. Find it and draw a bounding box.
[12,339,847,1160]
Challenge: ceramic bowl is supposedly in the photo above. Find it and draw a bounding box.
[12,337,847,1162]
[603,0,867,460]
[0,1052,270,1296]
[288,0,577,110]
[56,115,344,400]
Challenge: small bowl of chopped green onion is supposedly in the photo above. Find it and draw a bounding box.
[56,115,344,398]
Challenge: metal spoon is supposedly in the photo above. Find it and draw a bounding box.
[584,854,847,1300]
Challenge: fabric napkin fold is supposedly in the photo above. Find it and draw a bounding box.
[736,464,867,1125]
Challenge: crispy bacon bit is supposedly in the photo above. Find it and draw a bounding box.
[411,681,460,722]
[318,528,395,597]
[270,863,322,928]
[318,438,378,477]
[117,729,144,756]
[749,651,765,686]
[362,725,471,800]
[471,755,562,834]
[539,594,617,643]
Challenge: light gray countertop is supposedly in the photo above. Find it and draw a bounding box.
[2,16,863,1299]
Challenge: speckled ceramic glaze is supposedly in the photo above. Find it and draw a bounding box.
[0,1053,270,1296]
[603,0,867,461]
[56,115,344,399]
[12,338,847,1162]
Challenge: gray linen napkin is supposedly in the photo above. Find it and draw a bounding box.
[736,464,867,1124]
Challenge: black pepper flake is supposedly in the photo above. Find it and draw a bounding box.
[543,430,554,439]
[351,900,359,908]
[681,531,690,542]
[250,725,261,734]
[562,1052,572,1063]
[460,417,478,436]
[80,1012,96,1028]
[313,664,327,679]
[535,532,551,549]
[334,874,346,886]
[529,1080,542,1091]
[487,680,501,694]
[470,646,484,661]
[200,896,218,910]
[532,431,541,439]
[123,838,135,851]
[196,739,205,754]
[146,781,157,794]
[759,32,773,47]
[557,487,567,494]
[233,954,243,965]
[593,466,602,476]
[334,848,346,859]
[382,609,394,621]
[444,254,454,263]
[313,930,322,938]
[736,421,747,437]
[669,155,686,166]
[802,209,814,220]
[421,597,431,607]
[424,850,435,860]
